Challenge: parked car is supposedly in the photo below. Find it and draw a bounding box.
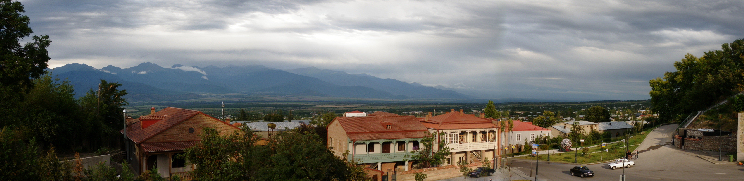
[608,158,635,170]
[468,167,495,178]
[569,166,594,178]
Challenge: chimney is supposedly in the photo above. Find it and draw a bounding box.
[426,112,432,121]
[480,113,485,118]
[451,109,455,112]
[150,107,155,115]
[460,109,463,115]
[226,116,231,123]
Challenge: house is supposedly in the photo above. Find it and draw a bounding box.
[344,111,367,117]
[327,111,427,177]
[419,109,499,167]
[550,121,598,137]
[598,121,634,138]
[123,107,240,178]
[504,120,550,151]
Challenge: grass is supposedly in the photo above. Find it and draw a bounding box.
[514,129,651,164]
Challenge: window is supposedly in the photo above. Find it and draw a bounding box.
[471,132,477,142]
[481,133,486,142]
[382,142,391,153]
[516,133,521,141]
[459,134,465,143]
[397,141,405,151]
[447,133,459,144]
[530,133,535,142]
[386,125,391,129]
[412,141,420,150]
[172,153,186,168]
[367,143,375,153]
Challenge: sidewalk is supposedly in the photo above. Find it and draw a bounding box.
[436,167,548,181]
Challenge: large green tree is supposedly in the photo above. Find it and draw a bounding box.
[532,111,558,128]
[584,106,610,122]
[0,0,52,129]
[484,100,499,119]
[649,39,744,123]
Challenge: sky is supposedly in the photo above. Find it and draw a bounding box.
[18,0,744,101]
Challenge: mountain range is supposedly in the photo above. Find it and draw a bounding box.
[50,62,471,102]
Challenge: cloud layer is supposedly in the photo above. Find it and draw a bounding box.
[20,0,744,101]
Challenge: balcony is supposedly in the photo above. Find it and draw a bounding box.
[350,152,412,164]
[447,142,497,152]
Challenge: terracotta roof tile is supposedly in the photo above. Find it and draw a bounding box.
[123,107,237,144]
[511,120,550,131]
[419,110,498,130]
[334,113,428,141]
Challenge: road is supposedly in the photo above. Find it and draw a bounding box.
[503,124,744,181]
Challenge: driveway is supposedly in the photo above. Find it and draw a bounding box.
[490,124,744,181]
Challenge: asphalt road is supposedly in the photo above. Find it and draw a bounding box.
[505,124,744,181]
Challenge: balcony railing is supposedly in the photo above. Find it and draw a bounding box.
[350,152,412,164]
[447,142,497,152]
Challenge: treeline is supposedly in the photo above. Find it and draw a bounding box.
[1,74,127,152]
[1,0,129,179]
[649,39,744,123]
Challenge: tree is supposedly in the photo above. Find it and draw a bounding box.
[410,131,451,168]
[183,127,267,180]
[532,111,558,128]
[0,0,52,136]
[568,122,584,144]
[310,111,337,127]
[585,106,610,122]
[649,39,744,123]
[78,80,127,149]
[484,100,498,118]
[0,0,51,91]
[184,126,365,181]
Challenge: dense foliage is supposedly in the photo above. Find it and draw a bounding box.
[410,131,451,168]
[532,111,559,128]
[649,39,744,123]
[584,106,610,122]
[184,126,368,181]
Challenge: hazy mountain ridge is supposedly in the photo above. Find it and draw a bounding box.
[50,63,469,102]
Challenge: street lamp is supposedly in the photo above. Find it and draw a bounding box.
[622,133,628,181]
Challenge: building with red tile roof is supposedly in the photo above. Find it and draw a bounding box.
[504,120,550,152]
[123,107,239,178]
[419,109,500,167]
[327,112,427,177]
[343,110,368,117]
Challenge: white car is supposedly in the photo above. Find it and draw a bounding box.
[608,158,634,170]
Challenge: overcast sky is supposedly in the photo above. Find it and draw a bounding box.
[19,0,744,101]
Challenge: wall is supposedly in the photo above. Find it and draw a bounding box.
[326,119,349,158]
[65,154,112,170]
[674,134,737,152]
[395,163,481,181]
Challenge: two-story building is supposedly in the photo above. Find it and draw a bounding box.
[327,112,427,175]
[419,109,499,166]
[123,107,240,178]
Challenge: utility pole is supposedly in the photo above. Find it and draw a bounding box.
[535,151,538,181]
[123,109,128,161]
